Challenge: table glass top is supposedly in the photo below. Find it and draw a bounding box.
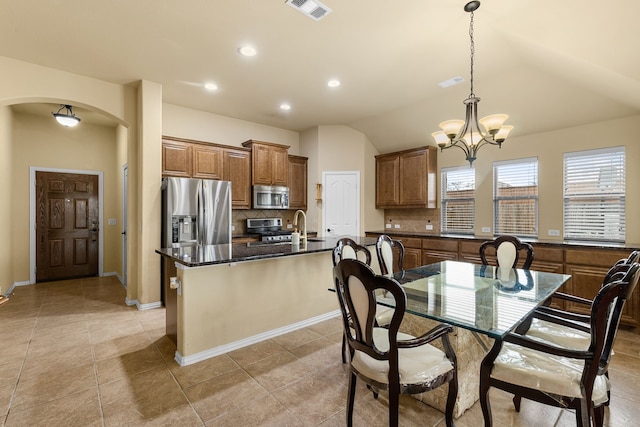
[387,261,571,339]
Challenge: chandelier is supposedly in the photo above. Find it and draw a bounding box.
[51,104,81,127]
[431,1,512,165]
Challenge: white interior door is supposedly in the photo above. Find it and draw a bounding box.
[322,171,360,238]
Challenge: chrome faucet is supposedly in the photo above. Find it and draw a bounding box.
[293,209,307,244]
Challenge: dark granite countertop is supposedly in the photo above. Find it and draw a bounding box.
[365,230,640,251]
[156,236,377,267]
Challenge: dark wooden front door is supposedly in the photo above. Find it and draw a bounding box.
[36,171,99,282]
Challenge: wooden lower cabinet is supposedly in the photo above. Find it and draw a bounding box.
[422,238,458,264]
[564,248,636,326]
[398,237,422,270]
[367,233,639,328]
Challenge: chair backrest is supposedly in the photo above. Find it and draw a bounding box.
[333,237,372,266]
[375,234,405,276]
[479,235,534,269]
[333,258,406,369]
[589,263,640,377]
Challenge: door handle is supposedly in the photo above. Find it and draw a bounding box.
[121,231,127,235]
[90,228,98,232]
[327,228,332,232]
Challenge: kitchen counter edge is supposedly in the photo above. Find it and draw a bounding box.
[156,236,377,267]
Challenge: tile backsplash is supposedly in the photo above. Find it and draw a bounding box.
[384,208,440,234]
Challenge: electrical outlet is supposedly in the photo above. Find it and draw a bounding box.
[107,218,116,226]
[394,224,400,229]
[385,223,392,229]
[231,225,235,231]
[425,224,433,230]
[482,227,491,233]
[287,224,293,229]
[548,229,560,236]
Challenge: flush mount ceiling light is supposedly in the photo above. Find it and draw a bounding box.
[431,1,513,165]
[279,103,291,111]
[285,0,332,21]
[327,79,341,88]
[204,82,218,91]
[51,104,81,127]
[238,45,257,57]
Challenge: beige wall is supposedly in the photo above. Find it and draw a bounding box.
[437,115,640,243]
[11,112,120,281]
[0,106,13,294]
[162,103,300,153]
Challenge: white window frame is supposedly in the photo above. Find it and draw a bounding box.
[493,157,538,237]
[441,166,475,235]
[563,147,625,243]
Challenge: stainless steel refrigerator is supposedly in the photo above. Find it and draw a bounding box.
[161,177,232,247]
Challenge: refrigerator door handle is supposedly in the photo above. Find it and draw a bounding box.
[197,180,205,246]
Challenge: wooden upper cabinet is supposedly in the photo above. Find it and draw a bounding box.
[288,155,308,210]
[193,145,223,180]
[162,139,192,177]
[223,148,252,209]
[242,140,290,186]
[376,155,400,207]
[375,146,437,209]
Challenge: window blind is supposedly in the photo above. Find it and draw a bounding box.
[563,147,625,242]
[493,158,538,237]
[441,167,475,234]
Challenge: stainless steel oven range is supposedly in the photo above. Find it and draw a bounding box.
[246,218,293,243]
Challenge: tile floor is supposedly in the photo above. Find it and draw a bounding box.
[1,275,639,426]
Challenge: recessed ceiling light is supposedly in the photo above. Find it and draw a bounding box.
[280,103,291,111]
[438,76,464,88]
[238,46,257,57]
[204,82,218,91]
[327,79,341,88]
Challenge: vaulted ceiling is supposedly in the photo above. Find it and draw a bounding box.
[2,0,639,153]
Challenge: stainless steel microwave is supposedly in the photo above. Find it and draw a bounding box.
[253,185,289,209]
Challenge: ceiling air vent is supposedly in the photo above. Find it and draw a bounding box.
[285,0,332,21]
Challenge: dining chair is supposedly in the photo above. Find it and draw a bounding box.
[333,238,392,363]
[333,258,458,427]
[479,235,534,269]
[525,250,640,350]
[479,262,640,427]
[375,234,405,276]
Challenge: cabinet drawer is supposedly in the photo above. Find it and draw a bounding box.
[423,239,458,252]
[459,240,482,255]
[399,237,422,249]
[565,249,630,268]
[531,245,564,263]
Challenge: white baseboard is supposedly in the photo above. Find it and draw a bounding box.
[174,309,341,366]
[125,298,162,311]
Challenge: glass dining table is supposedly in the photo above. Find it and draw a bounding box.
[383,260,571,341]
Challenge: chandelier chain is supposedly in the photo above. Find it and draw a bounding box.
[469,10,475,97]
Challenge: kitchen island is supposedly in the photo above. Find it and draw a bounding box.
[156,236,377,366]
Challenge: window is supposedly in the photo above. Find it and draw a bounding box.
[441,166,475,234]
[563,147,625,242]
[493,158,538,237]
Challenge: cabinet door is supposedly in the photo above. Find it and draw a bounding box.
[272,147,289,186]
[251,144,273,185]
[288,156,307,210]
[193,145,223,180]
[399,149,427,206]
[376,155,400,208]
[162,141,192,177]
[224,149,251,209]
[403,248,422,270]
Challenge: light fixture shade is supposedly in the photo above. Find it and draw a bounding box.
[431,131,450,147]
[439,120,465,138]
[52,105,81,127]
[494,125,513,141]
[479,114,508,134]
[462,132,482,146]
